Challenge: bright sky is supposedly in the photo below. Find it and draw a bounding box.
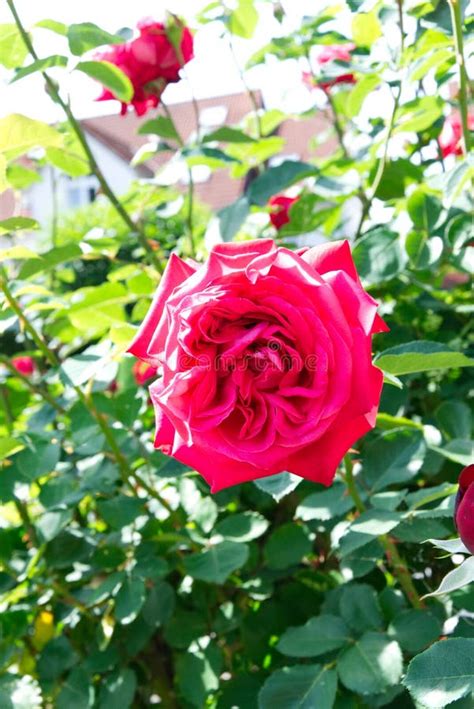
[0,0,324,122]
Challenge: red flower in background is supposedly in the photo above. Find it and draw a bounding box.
[96,18,194,116]
[269,195,299,230]
[439,113,474,158]
[12,356,35,377]
[133,360,157,386]
[304,43,356,92]
[455,465,474,554]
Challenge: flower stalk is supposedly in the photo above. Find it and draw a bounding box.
[448,0,471,155]
[343,454,424,609]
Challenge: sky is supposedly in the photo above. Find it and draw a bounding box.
[0,0,324,122]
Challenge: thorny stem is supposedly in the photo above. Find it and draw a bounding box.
[161,100,196,258]
[354,3,405,240]
[0,283,173,516]
[343,454,424,609]
[448,0,471,155]
[6,0,163,274]
[0,272,60,367]
[226,35,262,139]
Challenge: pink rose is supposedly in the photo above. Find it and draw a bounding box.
[128,240,387,492]
[268,194,299,231]
[96,18,194,116]
[439,112,474,158]
[11,356,35,376]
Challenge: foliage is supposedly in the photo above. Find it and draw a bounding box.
[0,1,473,707]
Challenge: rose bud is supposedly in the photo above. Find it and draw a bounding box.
[269,195,299,231]
[11,356,35,377]
[96,17,193,116]
[439,112,474,158]
[133,360,157,386]
[316,43,356,91]
[454,465,474,554]
[128,240,388,493]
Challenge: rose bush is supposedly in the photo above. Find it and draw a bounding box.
[129,239,386,491]
[0,0,473,707]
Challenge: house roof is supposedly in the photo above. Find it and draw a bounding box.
[81,91,336,210]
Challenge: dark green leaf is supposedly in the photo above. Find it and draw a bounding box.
[277,614,350,657]
[404,639,474,708]
[259,664,337,709]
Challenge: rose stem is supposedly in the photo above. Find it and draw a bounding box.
[343,454,424,609]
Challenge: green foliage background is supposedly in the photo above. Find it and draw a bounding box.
[0,1,473,707]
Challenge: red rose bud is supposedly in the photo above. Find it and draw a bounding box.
[269,195,299,230]
[133,360,157,386]
[316,43,356,90]
[96,17,193,116]
[439,113,474,158]
[455,465,474,554]
[11,356,35,377]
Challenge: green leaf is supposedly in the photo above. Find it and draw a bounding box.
[203,126,255,144]
[428,538,469,555]
[176,644,222,707]
[11,55,68,82]
[184,541,249,583]
[216,512,269,542]
[346,75,380,118]
[75,61,133,103]
[254,472,301,501]
[0,438,24,461]
[0,24,28,69]
[339,584,383,633]
[57,667,95,709]
[0,217,39,235]
[218,197,250,241]
[362,429,426,492]
[138,117,179,141]
[258,664,337,709]
[229,0,259,39]
[19,243,83,279]
[375,341,474,376]
[12,437,61,483]
[0,114,62,159]
[277,614,350,658]
[0,246,40,261]
[68,22,125,55]
[296,483,354,522]
[247,161,316,206]
[352,12,382,47]
[114,577,146,624]
[37,636,78,681]
[349,510,402,537]
[98,668,136,709]
[404,638,474,707]
[407,189,442,232]
[388,609,442,652]
[424,557,474,598]
[97,496,144,529]
[395,96,444,134]
[352,228,407,285]
[338,632,403,695]
[36,19,68,36]
[436,401,472,441]
[430,440,474,467]
[264,523,312,570]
